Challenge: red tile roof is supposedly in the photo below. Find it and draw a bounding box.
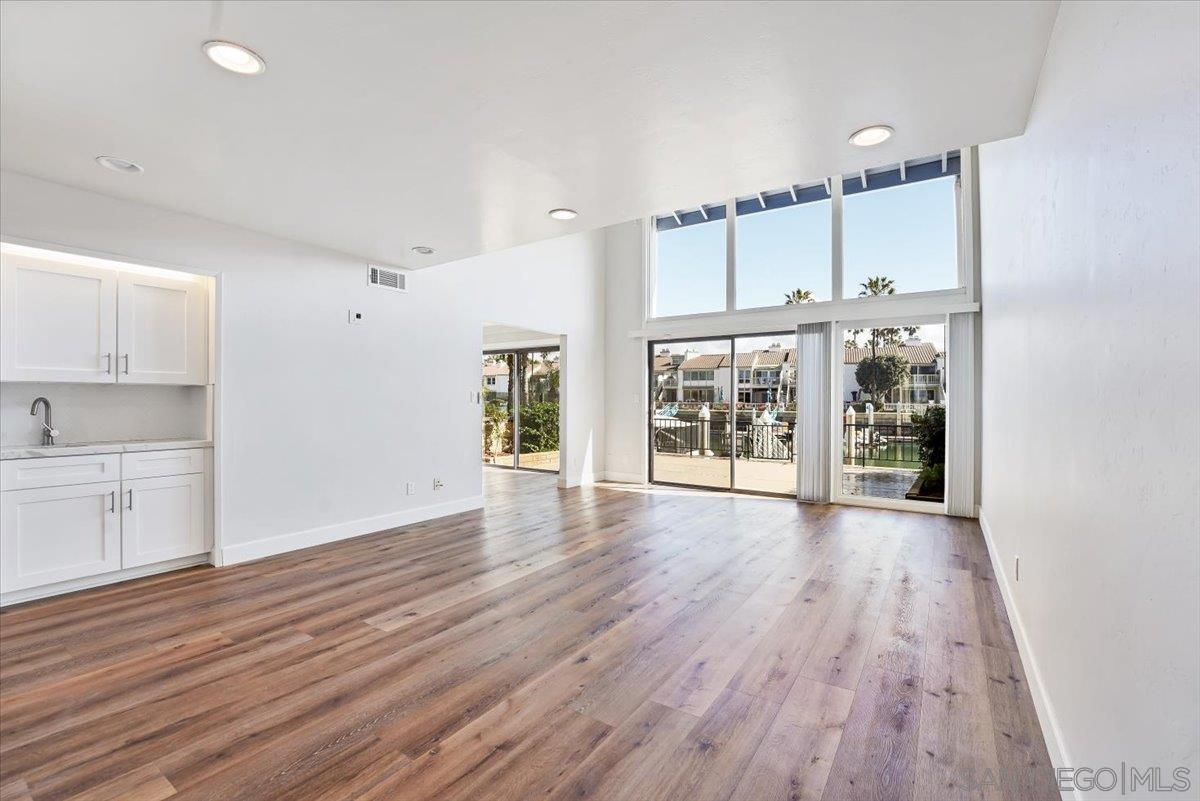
[843,343,939,365]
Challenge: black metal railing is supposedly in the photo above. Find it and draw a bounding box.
[735,420,792,461]
[842,423,921,468]
[653,418,731,456]
[653,418,792,461]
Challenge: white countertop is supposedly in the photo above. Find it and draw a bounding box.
[0,438,213,460]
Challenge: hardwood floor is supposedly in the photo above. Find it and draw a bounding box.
[0,470,1059,801]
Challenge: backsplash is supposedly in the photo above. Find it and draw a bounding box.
[0,382,207,446]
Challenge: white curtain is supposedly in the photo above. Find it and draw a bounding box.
[946,311,979,517]
[795,322,833,503]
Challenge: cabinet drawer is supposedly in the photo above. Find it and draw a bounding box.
[121,449,205,480]
[1,454,121,492]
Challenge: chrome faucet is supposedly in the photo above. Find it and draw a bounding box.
[30,397,59,446]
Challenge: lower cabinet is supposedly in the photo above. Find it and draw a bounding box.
[121,473,206,568]
[0,448,210,597]
[0,481,122,592]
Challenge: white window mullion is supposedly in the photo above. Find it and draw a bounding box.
[725,199,737,312]
[830,176,844,301]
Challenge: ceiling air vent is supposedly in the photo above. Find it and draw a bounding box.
[368,265,407,293]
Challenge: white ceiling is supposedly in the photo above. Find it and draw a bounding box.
[0,1,1058,269]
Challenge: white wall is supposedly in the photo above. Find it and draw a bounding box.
[0,172,606,561]
[979,1,1199,793]
[0,382,206,446]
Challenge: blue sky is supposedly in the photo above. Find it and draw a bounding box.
[655,176,959,317]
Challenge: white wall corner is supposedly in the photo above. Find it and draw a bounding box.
[977,509,1078,800]
[600,470,646,485]
[219,495,484,566]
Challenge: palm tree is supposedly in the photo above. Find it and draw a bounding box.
[783,288,815,305]
[858,276,896,298]
[856,276,903,355]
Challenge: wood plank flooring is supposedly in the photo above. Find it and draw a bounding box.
[0,470,1060,801]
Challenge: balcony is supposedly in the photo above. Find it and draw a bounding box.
[841,422,927,501]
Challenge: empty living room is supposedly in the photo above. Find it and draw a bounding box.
[0,2,1197,800]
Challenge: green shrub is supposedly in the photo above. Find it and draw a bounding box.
[519,401,559,453]
[910,405,946,490]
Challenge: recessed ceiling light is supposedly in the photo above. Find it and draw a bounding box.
[548,208,578,220]
[95,155,143,174]
[848,125,894,147]
[202,40,266,75]
[411,246,435,255]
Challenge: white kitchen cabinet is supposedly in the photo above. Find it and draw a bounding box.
[120,473,207,568]
[0,253,118,383]
[0,453,121,492]
[117,272,207,385]
[120,448,205,481]
[0,481,122,592]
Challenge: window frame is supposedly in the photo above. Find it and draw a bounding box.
[645,149,977,325]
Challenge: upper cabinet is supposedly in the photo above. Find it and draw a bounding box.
[0,254,118,383]
[1,252,208,385]
[118,272,207,385]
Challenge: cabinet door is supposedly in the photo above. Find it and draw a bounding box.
[121,474,206,568]
[0,481,121,593]
[117,272,207,385]
[0,253,118,383]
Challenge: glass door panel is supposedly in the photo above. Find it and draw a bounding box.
[840,322,946,503]
[733,333,797,496]
[517,350,561,473]
[482,353,515,466]
[650,338,732,489]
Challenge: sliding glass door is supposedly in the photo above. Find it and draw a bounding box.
[649,331,801,498]
[482,352,516,466]
[517,350,560,473]
[649,337,732,489]
[839,321,946,504]
[733,333,797,496]
[482,347,560,473]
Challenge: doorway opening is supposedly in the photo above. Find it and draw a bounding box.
[482,343,560,475]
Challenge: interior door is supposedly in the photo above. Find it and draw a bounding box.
[117,272,207,385]
[0,253,118,383]
[121,474,206,568]
[0,481,122,593]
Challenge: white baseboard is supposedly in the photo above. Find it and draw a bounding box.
[978,509,1078,801]
[600,470,646,484]
[219,494,485,566]
[0,554,210,608]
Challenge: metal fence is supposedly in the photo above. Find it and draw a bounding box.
[842,423,922,468]
[653,418,792,461]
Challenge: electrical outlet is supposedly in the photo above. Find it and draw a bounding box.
[433,478,444,491]
[1015,555,1020,581]
[405,482,415,496]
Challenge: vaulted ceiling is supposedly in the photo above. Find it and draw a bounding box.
[0,1,1058,268]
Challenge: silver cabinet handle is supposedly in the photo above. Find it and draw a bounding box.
[127,489,134,510]
[109,490,115,513]
[104,353,113,374]
[121,354,130,375]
